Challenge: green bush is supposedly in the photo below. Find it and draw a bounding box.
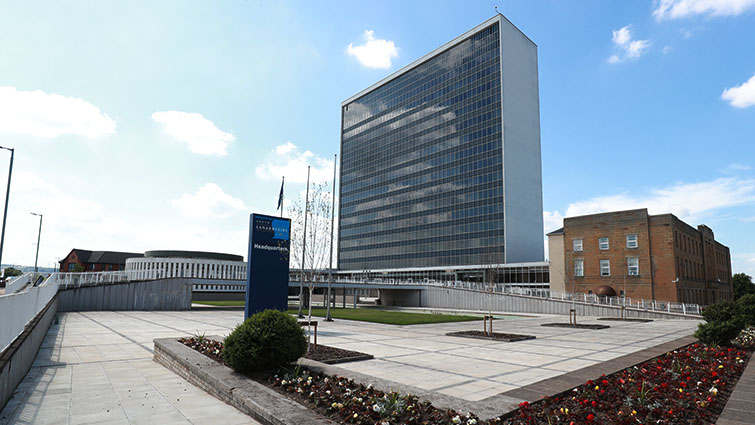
[696,299,747,346]
[223,309,306,373]
[736,294,755,326]
[695,320,744,346]
[701,300,739,323]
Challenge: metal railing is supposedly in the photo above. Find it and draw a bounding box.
[0,273,59,352]
[4,272,32,294]
[426,281,702,316]
[43,270,703,317]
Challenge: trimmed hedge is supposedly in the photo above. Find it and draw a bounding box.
[223,309,307,373]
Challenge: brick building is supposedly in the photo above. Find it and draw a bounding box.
[59,249,143,273]
[548,209,732,305]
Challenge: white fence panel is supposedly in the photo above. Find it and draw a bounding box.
[4,273,32,294]
[0,278,59,353]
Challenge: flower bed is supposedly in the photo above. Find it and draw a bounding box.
[179,337,750,425]
[497,344,749,425]
[734,325,755,348]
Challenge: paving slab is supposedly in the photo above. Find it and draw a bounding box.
[1,309,700,424]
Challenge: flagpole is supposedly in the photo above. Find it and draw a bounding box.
[280,176,284,218]
[326,154,337,321]
[298,166,310,318]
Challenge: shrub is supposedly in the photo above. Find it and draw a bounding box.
[701,300,739,323]
[223,309,306,373]
[696,300,747,346]
[736,294,755,326]
[695,320,744,346]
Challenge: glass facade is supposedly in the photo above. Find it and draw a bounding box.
[339,22,504,270]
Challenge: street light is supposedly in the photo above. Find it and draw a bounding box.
[30,213,43,275]
[0,145,14,275]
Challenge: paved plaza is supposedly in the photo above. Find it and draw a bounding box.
[0,308,699,424]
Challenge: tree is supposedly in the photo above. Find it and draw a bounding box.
[3,266,22,277]
[733,273,755,299]
[481,249,503,336]
[287,181,334,348]
[72,264,85,273]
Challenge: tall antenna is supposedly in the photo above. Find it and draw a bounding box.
[494,5,500,14]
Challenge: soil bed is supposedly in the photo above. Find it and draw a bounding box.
[597,317,653,323]
[306,345,374,364]
[540,323,610,330]
[178,337,372,365]
[446,330,535,342]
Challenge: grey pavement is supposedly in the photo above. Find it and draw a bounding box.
[0,311,258,425]
[0,309,699,424]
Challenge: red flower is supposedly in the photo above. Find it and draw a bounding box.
[587,414,595,421]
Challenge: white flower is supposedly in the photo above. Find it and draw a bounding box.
[452,415,462,424]
[326,390,331,395]
[467,419,477,425]
[373,404,383,412]
[281,380,287,385]
[709,387,718,395]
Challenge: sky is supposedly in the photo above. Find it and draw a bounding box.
[0,0,754,277]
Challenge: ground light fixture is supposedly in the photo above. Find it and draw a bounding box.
[0,145,13,274]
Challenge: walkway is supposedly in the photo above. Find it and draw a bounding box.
[0,309,700,424]
[0,311,258,425]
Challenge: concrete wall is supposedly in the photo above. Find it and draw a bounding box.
[58,278,192,312]
[0,295,58,412]
[384,286,699,320]
[500,15,544,263]
[191,291,245,302]
[548,234,565,292]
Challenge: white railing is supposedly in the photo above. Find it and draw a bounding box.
[0,274,59,353]
[4,272,33,294]
[45,270,703,317]
[51,271,137,289]
[433,281,702,316]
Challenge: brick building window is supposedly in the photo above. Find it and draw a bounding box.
[573,238,583,252]
[600,259,610,276]
[574,259,584,277]
[626,234,638,248]
[627,257,639,276]
[599,237,609,250]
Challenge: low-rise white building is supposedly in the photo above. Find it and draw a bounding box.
[125,250,246,280]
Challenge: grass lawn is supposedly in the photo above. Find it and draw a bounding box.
[193,300,245,307]
[288,307,481,325]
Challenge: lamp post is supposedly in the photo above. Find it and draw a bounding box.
[0,146,14,274]
[326,154,337,322]
[30,213,42,275]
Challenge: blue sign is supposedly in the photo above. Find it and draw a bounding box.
[245,213,291,319]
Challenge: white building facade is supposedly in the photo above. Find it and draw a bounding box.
[125,250,246,280]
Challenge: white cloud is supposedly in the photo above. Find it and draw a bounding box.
[151,111,234,155]
[732,252,755,278]
[654,0,755,20]
[723,162,752,174]
[608,25,650,63]
[543,210,565,234]
[255,142,335,184]
[546,177,755,225]
[663,45,673,54]
[0,86,115,139]
[172,183,247,218]
[741,216,755,222]
[347,30,399,69]
[721,74,755,108]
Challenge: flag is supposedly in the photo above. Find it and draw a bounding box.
[277,177,284,210]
